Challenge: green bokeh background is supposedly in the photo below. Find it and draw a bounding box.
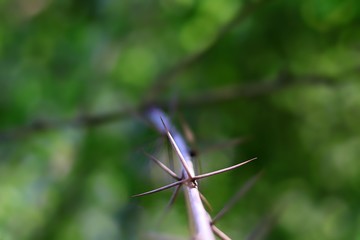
[0,0,359,239]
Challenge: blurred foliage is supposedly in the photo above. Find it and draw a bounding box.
[0,0,360,239]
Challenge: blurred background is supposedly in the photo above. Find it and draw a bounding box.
[0,0,360,239]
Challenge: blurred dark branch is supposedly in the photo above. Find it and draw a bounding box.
[212,171,263,224]
[245,207,282,240]
[178,72,336,107]
[0,73,336,142]
[145,0,273,102]
[0,106,135,141]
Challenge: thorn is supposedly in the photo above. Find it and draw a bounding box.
[245,208,280,240]
[160,117,194,179]
[212,171,263,224]
[193,151,202,176]
[132,179,187,198]
[166,183,182,211]
[199,192,213,212]
[144,151,180,180]
[179,113,196,145]
[159,116,170,133]
[178,113,201,174]
[211,225,232,240]
[155,173,185,227]
[165,137,176,174]
[194,157,257,181]
[157,184,182,224]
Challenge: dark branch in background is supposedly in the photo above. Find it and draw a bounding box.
[0,106,135,142]
[211,171,263,225]
[144,0,273,102]
[245,208,282,240]
[178,72,336,108]
[0,0,344,142]
[0,74,336,142]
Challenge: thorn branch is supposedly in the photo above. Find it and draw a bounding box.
[144,151,180,180]
[144,108,260,240]
[160,117,194,179]
[211,225,232,240]
[212,171,263,224]
[194,158,257,181]
[132,179,187,198]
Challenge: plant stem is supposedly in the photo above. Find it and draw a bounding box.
[146,108,216,240]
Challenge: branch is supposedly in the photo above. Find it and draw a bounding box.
[177,73,336,108]
[0,106,135,141]
[0,73,336,142]
[146,108,216,240]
